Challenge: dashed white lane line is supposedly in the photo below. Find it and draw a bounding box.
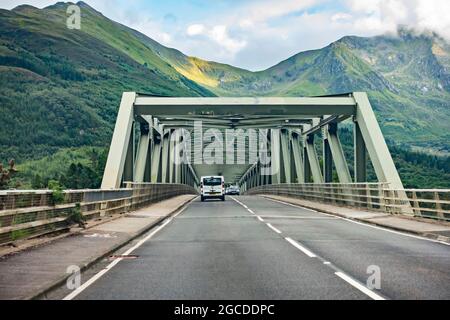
[335,272,385,300]
[247,209,255,215]
[63,198,195,300]
[266,223,282,234]
[284,237,317,258]
[231,196,388,300]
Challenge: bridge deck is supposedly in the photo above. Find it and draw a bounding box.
[3,196,446,300]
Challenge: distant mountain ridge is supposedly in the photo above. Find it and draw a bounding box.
[0,2,449,169]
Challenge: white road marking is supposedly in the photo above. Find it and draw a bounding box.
[323,261,331,265]
[257,216,264,222]
[247,209,255,214]
[262,196,450,246]
[339,217,450,246]
[285,237,316,258]
[266,223,282,234]
[335,271,385,300]
[62,200,194,300]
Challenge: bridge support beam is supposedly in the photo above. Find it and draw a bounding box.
[280,130,291,183]
[270,129,282,184]
[354,121,367,183]
[134,122,150,183]
[323,135,333,183]
[168,130,176,183]
[353,92,401,188]
[160,130,170,183]
[304,135,324,183]
[151,135,162,183]
[324,123,352,183]
[291,132,305,183]
[173,130,182,184]
[101,92,136,189]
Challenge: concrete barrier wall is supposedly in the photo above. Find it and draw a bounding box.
[0,184,198,245]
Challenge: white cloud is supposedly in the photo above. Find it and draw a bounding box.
[415,0,450,39]
[186,23,205,36]
[210,25,247,55]
[186,23,247,58]
[331,12,352,22]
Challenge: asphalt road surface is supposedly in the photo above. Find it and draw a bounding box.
[68,196,450,300]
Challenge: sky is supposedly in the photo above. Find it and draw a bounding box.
[1,0,450,71]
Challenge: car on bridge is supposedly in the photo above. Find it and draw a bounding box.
[226,185,240,195]
[200,176,225,202]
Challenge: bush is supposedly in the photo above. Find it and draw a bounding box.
[48,180,65,204]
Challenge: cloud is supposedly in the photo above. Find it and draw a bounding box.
[331,13,352,22]
[186,23,247,58]
[178,0,450,69]
[1,0,449,70]
[415,0,450,39]
[186,24,205,36]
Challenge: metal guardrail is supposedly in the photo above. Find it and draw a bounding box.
[245,183,450,222]
[0,184,198,245]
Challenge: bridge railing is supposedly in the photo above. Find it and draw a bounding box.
[245,183,450,221]
[0,184,198,245]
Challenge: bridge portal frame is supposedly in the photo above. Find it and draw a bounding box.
[101,92,405,198]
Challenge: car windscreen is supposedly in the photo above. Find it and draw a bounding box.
[203,177,222,186]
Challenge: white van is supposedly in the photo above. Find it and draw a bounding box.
[200,176,225,202]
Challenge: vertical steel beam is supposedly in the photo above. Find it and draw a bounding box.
[168,129,175,183]
[174,130,181,184]
[160,130,170,183]
[323,135,333,183]
[151,136,162,183]
[280,130,291,183]
[303,144,311,183]
[354,121,367,182]
[123,129,134,183]
[134,123,150,183]
[101,92,136,189]
[270,129,281,184]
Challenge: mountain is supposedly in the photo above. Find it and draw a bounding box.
[0,2,449,188]
[0,2,213,162]
[168,30,450,152]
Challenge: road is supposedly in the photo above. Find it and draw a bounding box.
[68,196,450,300]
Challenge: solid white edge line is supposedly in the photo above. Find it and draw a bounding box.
[335,271,385,300]
[285,237,316,258]
[339,217,450,246]
[262,196,450,246]
[62,199,194,301]
[266,223,282,234]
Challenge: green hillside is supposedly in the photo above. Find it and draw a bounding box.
[0,2,213,162]
[175,32,450,152]
[0,1,449,189]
